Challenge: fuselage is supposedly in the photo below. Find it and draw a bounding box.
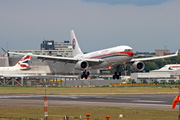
[0,66,27,72]
[152,64,180,72]
[168,65,180,70]
[0,67,20,71]
[75,45,134,69]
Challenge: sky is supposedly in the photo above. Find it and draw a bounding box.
[0,0,180,54]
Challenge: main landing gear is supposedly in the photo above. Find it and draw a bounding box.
[112,65,121,79]
[112,65,127,79]
[81,70,90,79]
[113,72,121,79]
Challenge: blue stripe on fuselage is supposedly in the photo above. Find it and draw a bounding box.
[99,54,131,59]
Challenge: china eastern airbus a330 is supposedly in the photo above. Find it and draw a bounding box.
[7,30,178,79]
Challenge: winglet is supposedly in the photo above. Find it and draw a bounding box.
[1,47,7,53]
[175,50,179,56]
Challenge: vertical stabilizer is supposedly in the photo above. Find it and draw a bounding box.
[70,30,83,57]
[14,55,32,70]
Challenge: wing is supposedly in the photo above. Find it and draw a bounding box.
[131,50,178,62]
[8,52,104,66]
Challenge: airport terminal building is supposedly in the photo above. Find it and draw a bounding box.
[9,40,73,57]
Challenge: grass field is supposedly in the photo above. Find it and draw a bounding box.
[0,85,179,120]
[0,107,178,120]
[0,85,179,95]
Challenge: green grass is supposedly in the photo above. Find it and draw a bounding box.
[0,107,178,120]
[0,85,178,95]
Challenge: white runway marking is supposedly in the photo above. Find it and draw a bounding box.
[133,100,165,103]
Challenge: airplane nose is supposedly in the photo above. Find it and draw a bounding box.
[131,51,134,56]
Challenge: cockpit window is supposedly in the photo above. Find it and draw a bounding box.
[124,49,133,51]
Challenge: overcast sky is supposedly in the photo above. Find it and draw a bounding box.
[0,0,180,54]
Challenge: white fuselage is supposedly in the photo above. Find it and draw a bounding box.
[0,67,21,72]
[151,64,180,72]
[0,67,24,75]
[74,45,134,69]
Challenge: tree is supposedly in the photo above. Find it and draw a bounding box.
[154,59,164,68]
[144,62,158,72]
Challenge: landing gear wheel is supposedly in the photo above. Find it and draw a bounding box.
[112,72,121,79]
[87,71,90,76]
[113,75,116,79]
[81,75,84,79]
[81,70,90,79]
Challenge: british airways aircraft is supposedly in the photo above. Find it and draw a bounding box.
[0,55,31,72]
[151,64,180,72]
[7,30,178,79]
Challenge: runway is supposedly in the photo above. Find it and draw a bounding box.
[0,94,178,111]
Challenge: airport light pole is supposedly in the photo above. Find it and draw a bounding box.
[86,114,90,120]
[106,116,110,120]
[44,89,48,120]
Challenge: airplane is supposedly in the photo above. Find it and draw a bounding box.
[6,30,179,79]
[151,64,180,72]
[0,55,31,72]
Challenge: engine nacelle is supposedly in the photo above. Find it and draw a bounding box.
[130,61,145,71]
[74,61,89,70]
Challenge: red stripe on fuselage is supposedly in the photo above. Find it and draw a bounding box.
[169,66,180,68]
[89,51,134,59]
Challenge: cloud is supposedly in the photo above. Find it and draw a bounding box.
[82,0,172,6]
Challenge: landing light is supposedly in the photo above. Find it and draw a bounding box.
[108,66,112,69]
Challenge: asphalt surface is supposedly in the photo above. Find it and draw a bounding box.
[0,94,178,111]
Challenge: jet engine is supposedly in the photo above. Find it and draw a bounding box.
[130,61,145,71]
[74,61,89,69]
